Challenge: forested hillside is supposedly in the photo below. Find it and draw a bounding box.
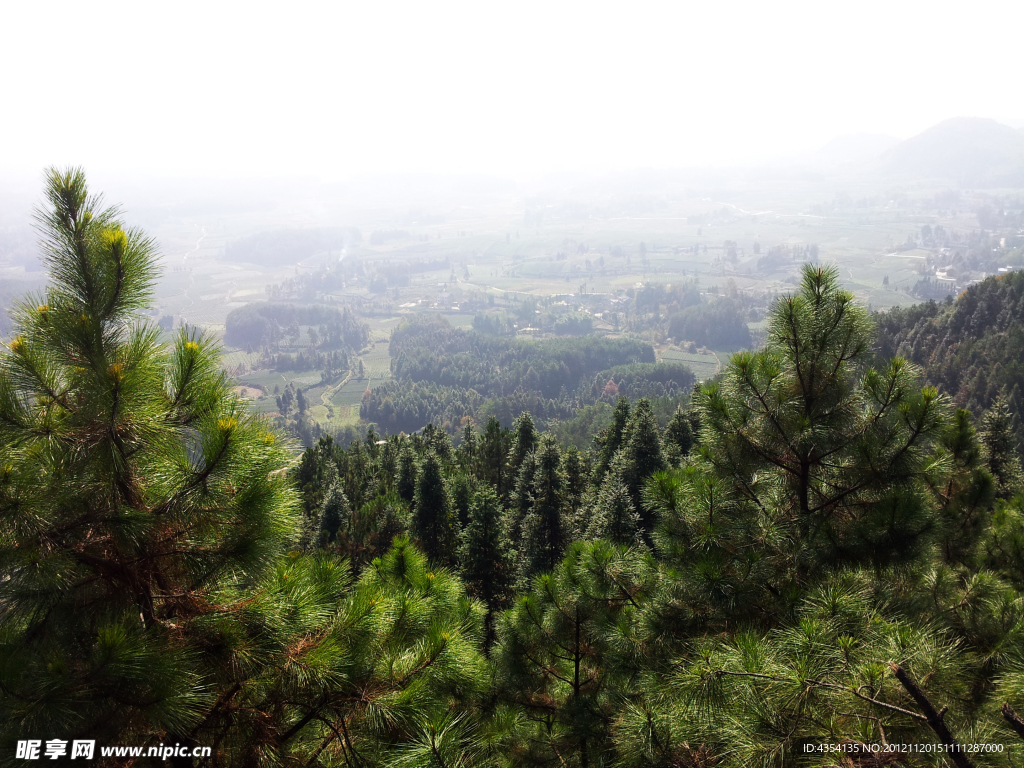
[876,271,1024,448]
[6,171,1024,767]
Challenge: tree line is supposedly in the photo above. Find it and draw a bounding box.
[360,362,695,436]
[225,301,370,351]
[389,315,655,399]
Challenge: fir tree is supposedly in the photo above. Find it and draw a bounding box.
[561,444,589,537]
[616,397,666,536]
[593,396,631,482]
[318,481,350,545]
[980,397,1024,499]
[479,415,510,498]
[459,486,514,639]
[507,411,538,482]
[397,441,418,503]
[587,476,642,546]
[457,420,477,471]
[517,434,568,583]
[450,470,474,529]
[663,404,694,465]
[412,451,456,564]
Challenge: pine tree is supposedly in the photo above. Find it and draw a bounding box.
[696,264,951,573]
[202,540,490,765]
[0,168,300,745]
[494,541,657,766]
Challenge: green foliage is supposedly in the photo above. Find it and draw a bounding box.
[0,168,300,747]
[493,541,658,767]
[696,265,956,573]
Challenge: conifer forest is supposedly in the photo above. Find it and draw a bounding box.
[4,167,1024,768]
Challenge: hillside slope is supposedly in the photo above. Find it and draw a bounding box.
[875,270,1024,446]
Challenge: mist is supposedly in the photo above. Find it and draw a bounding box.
[3,0,1023,180]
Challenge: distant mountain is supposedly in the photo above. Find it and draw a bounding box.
[808,133,901,167]
[880,117,1024,186]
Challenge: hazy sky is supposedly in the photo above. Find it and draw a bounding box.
[2,0,1022,180]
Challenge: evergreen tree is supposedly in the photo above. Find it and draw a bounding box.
[616,397,666,536]
[663,404,693,465]
[412,451,456,564]
[561,444,589,537]
[507,411,538,482]
[494,541,657,766]
[457,420,477,471]
[295,434,339,521]
[696,264,952,573]
[504,450,537,574]
[587,476,642,546]
[0,168,300,746]
[317,481,350,545]
[397,441,418,502]
[201,541,490,765]
[517,434,568,584]
[593,396,631,482]
[450,470,474,529]
[980,397,1024,499]
[479,415,510,498]
[459,486,514,639]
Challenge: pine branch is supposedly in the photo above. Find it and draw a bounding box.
[888,663,975,768]
[1001,704,1024,741]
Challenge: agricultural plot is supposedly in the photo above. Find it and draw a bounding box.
[657,346,721,381]
[332,377,370,408]
[359,342,393,383]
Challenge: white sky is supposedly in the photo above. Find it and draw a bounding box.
[2,0,1022,180]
